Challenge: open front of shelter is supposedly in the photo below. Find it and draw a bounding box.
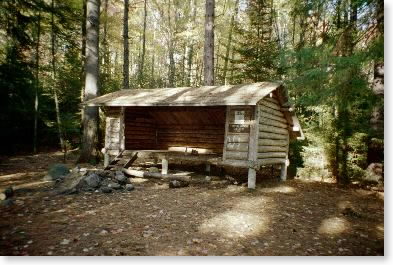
[83,82,303,188]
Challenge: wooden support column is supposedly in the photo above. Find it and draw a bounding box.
[205,164,211,175]
[247,105,260,189]
[119,107,125,152]
[104,151,110,168]
[222,106,230,161]
[280,133,290,181]
[162,157,168,175]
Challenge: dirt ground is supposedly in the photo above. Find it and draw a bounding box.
[0,151,384,256]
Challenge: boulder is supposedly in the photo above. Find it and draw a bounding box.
[148,167,160,173]
[1,199,14,207]
[363,163,383,184]
[169,180,189,189]
[115,171,128,184]
[108,182,121,190]
[84,173,101,188]
[4,187,13,198]
[125,184,135,191]
[47,164,70,181]
[100,187,112,193]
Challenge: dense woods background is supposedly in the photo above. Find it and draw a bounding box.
[0,0,383,184]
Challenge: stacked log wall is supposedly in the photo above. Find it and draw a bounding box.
[257,95,289,166]
[104,107,122,153]
[124,108,157,150]
[223,106,253,161]
[123,107,225,153]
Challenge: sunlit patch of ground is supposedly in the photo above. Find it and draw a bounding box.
[260,185,296,194]
[318,217,350,235]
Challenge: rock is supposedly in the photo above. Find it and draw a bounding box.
[1,199,14,207]
[108,182,121,190]
[100,187,112,193]
[125,184,135,191]
[47,164,70,181]
[148,167,160,173]
[169,180,189,188]
[84,173,101,188]
[60,239,70,245]
[363,163,383,184]
[115,171,128,184]
[0,193,6,201]
[4,187,14,198]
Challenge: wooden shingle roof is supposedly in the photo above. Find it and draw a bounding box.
[83,82,282,107]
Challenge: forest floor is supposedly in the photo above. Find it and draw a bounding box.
[0,151,384,256]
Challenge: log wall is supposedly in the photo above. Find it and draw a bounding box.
[123,106,226,153]
[257,95,289,165]
[223,106,253,161]
[104,107,122,152]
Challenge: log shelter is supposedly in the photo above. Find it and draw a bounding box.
[83,82,303,188]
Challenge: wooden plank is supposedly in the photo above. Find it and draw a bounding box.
[259,124,288,135]
[226,142,249,152]
[257,152,287,159]
[218,159,249,168]
[259,117,287,129]
[259,132,287,140]
[260,112,287,124]
[258,145,287,153]
[258,158,286,165]
[264,96,280,105]
[223,106,230,160]
[260,105,285,118]
[258,139,288,146]
[260,99,281,111]
[226,134,249,143]
[225,151,248,160]
[247,105,259,189]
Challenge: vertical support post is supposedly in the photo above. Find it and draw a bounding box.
[205,164,211,175]
[222,106,230,161]
[104,152,110,168]
[248,168,256,189]
[280,163,287,181]
[280,133,290,181]
[247,105,260,189]
[119,107,125,152]
[162,157,168,175]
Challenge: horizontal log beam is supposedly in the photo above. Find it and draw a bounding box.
[258,145,287,153]
[259,124,288,135]
[259,132,287,140]
[258,139,288,146]
[258,158,286,165]
[259,117,288,129]
[122,168,198,183]
[260,112,287,124]
[226,134,249,143]
[263,97,280,105]
[226,142,249,152]
[260,100,281,111]
[260,105,285,118]
[225,151,248,160]
[257,152,287,159]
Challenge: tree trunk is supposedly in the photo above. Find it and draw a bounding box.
[33,13,41,154]
[138,0,148,87]
[81,0,87,124]
[167,0,175,87]
[123,0,129,89]
[222,0,238,85]
[102,0,109,78]
[51,0,65,153]
[79,0,101,163]
[203,0,215,85]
